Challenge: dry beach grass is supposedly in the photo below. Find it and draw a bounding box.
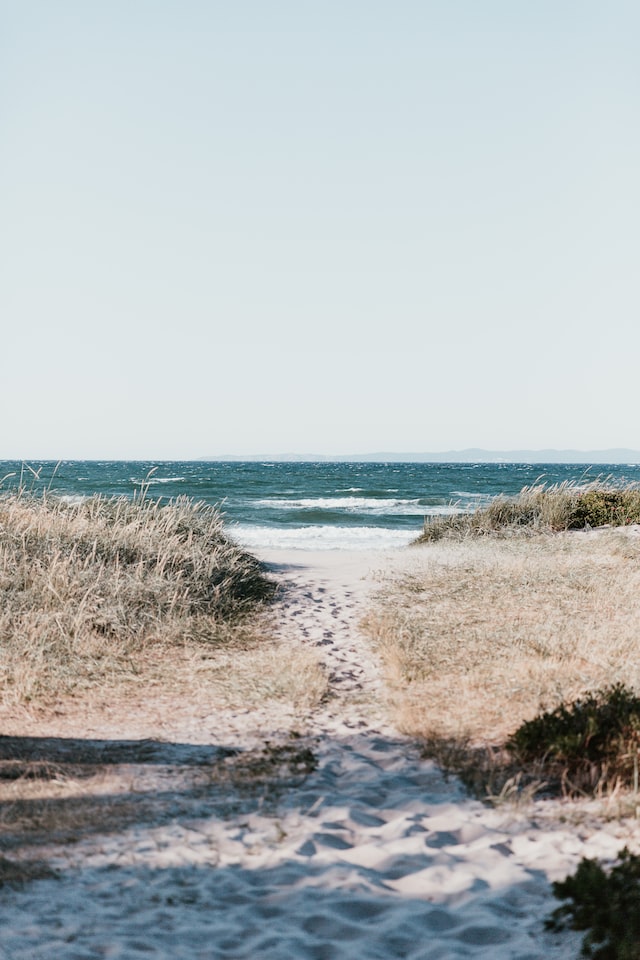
[365,485,640,799]
[416,479,640,542]
[366,531,640,744]
[0,490,263,703]
[0,490,326,708]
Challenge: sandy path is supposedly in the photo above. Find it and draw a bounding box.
[260,549,392,733]
[0,549,638,959]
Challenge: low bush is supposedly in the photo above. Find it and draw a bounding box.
[568,490,640,530]
[547,847,640,959]
[507,684,640,795]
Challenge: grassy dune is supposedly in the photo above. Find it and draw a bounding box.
[416,480,640,542]
[0,492,325,711]
[366,485,640,798]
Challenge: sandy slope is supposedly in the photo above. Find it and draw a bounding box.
[0,548,638,959]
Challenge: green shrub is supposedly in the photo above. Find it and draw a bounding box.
[507,684,640,795]
[568,491,640,529]
[547,847,640,959]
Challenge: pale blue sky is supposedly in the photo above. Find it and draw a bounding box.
[2,1,638,458]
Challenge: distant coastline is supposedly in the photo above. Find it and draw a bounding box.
[200,448,640,464]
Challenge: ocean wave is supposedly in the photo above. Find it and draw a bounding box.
[248,497,473,518]
[426,505,474,516]
[130,477,186,485]
[336,487,399,494]
[227,524,417,551]
[251,497,426,515]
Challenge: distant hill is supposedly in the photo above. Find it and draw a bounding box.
[201,449,640,464]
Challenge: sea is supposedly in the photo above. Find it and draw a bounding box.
[2,460,639,552]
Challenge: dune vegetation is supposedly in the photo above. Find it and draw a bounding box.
[416,480,640,542]
[0,491,325,712]
[365,484,640,801]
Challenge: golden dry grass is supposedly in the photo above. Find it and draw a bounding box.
[364,529,640,747]
[416,480,640,542]
[0,490,327,713]
[0,491,274,704]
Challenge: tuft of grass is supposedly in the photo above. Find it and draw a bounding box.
[226,741,319,780]
[0,491,276,704]
[416,481,640,543]
[508,684,640,797]
[547,847,640,959]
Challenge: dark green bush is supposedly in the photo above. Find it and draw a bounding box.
[547,847,640,959]
[507,684,640,794]
[568,491,640,530]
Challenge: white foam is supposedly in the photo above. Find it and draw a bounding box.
[253,496,412,509]
[228,524,417,551]
[136,476,186,485]
[251,497,461,517]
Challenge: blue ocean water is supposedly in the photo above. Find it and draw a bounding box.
[2,460,639,550]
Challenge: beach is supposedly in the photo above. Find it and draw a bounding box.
[1,544,639,959]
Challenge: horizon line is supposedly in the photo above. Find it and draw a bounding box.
[2,447,640,464]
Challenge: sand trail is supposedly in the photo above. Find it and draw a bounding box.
[0,549,637,959]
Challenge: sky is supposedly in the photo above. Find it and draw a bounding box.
[1,1,639,459]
